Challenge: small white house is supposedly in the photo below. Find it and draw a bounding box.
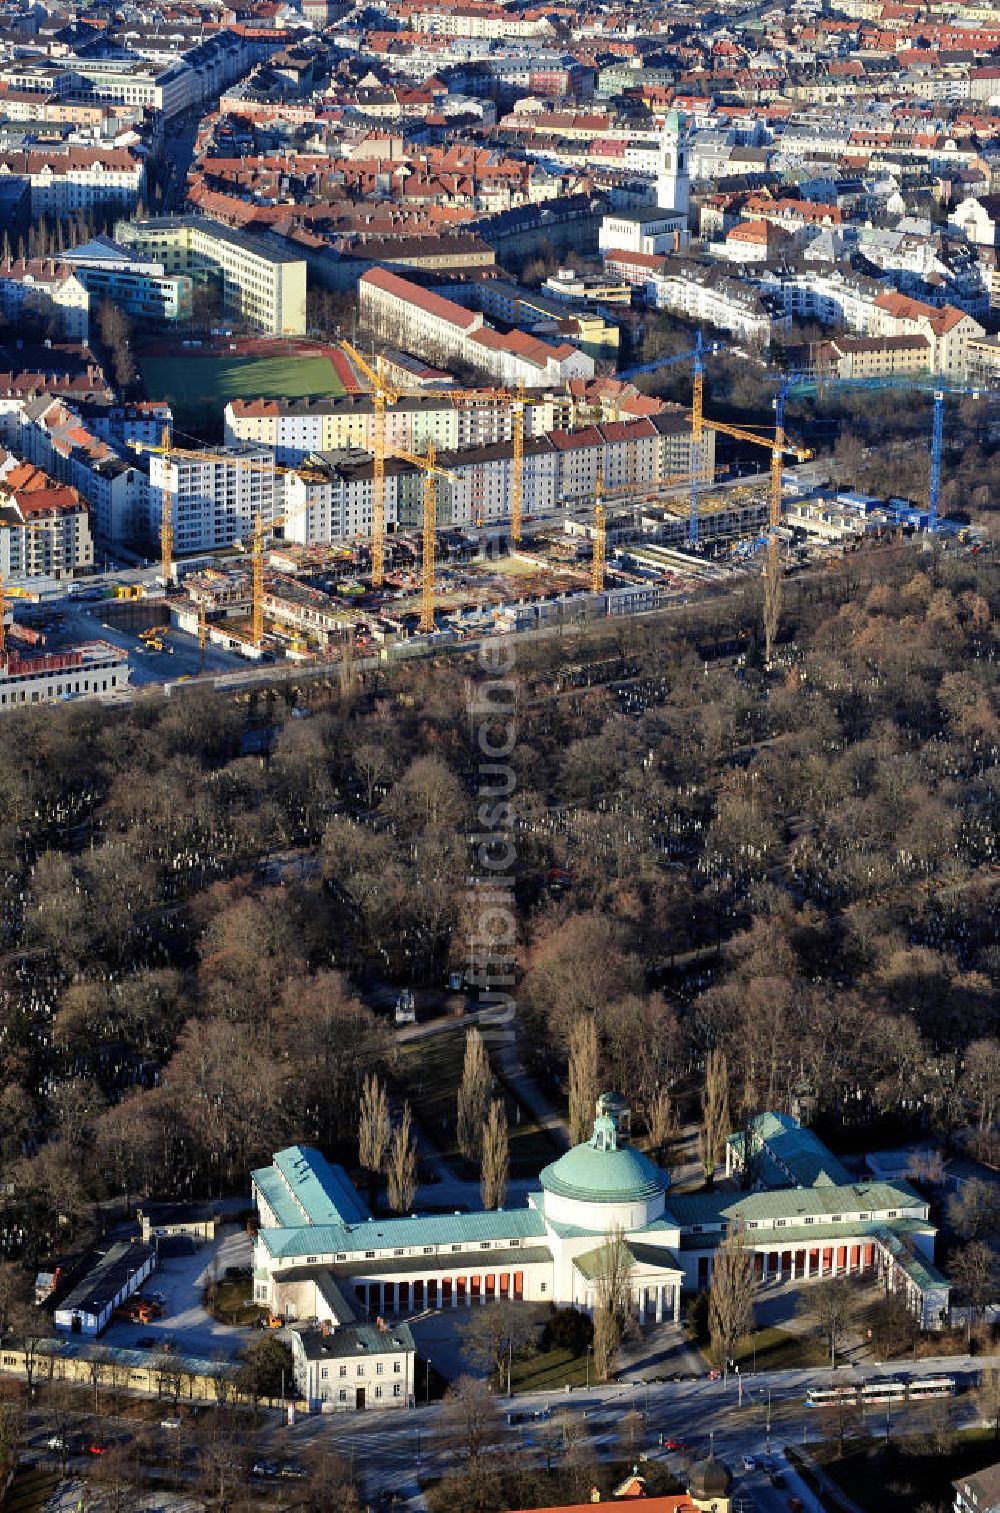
[289,1320,416,1412]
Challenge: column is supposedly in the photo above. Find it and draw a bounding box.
[638,1289,646,1326]
[379,1282,386,1314]
[480,1280,487,1305]
[363,1282,371,1313]
[803,1251,810,1280]
[393,1282,400,1313]
[466,1278,472,1307]
[674,1284,681,1321]
[790,1253,797,1281]
[436,1282,443,1311]
[655,1286,663,1325]
[451,1278,458,1310]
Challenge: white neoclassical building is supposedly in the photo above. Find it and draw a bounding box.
[251,1098,950,1347]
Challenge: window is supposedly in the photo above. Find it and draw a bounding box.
[775,1219,786,1228]
[540,1283,547,1294]
[376,1362,384,1375]
[321,1367,328,1379]
[339,1389,347,1403]
[860,1213,871,1221]
[831,1216,842,1223]
[307,1255,318,1264]
[339,1365,347,1378]
[804,1217,814,1225]
[365,1250,376,1259]
[357,1365,364,1377]
[375,1385,383,1400]
[393,1383,402,1398]
[480,1242,491,1250]
[423,1246,434,1254]
[393,1360,401,1373]
[887,1211,898,1220]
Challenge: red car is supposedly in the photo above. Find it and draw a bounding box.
[662,1437,689,1452]
[87,1444,108,1457]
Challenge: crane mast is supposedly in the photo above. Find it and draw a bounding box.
[420,440,437,635]
[592,460,606,593]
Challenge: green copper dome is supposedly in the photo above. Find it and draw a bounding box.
[540,1115,668,1206]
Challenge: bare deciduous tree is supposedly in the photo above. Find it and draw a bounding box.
[358,1073,390,1174]
[438,1374,500,1463]
[457,1028,491,1164]
[386,1102,418,1215]
[708,1222,756,1371]
[800,1275,860,1370]
[480,1097,508,1211]
[568,1014,599,1147]
[592,1225,634,1382]
[700,1047,730,1186]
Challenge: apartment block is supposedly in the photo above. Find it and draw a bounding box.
[0,258,89,342]
[358,268,594,387]
[148,445,281,556]
[0,461,93,579]
[115,216,307,336]
[0,147,143,220]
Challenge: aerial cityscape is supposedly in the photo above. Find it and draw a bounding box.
[0,0,996,1508]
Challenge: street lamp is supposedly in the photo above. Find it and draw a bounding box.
[586,1346,593,1391]
[426,1357,432,1406]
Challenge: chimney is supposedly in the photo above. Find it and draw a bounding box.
[320,1318,332,1336]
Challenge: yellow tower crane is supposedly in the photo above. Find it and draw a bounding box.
[157,425,174,584]
[591,459,606,594]
[511,380,525,545]
[390,443,459,635]
[339,341,535,569]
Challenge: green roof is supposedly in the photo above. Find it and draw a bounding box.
[261,1207,546,1261]
[727,1112,852,1190]
[665,1180,923,1229]
[540,1140,667,1207]
[253,1147,370,1229]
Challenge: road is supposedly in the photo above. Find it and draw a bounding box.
[266,1354,991,1509]
[15,1352,994,1511]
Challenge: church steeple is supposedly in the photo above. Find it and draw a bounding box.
[657,109,689,216]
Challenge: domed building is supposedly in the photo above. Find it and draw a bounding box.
[251,1089,947,1394]
[687,1450,733,1513]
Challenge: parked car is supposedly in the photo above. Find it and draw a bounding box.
[87,1443,108,1456]
[742,1455,757,1471]
[253,1461,279,1478]
[707,1369,721,1381]
[661,1437,689,1452]
[160,1418,181,1431]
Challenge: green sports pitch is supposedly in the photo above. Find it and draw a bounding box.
[137,352,346,432]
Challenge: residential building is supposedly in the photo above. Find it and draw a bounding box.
[0,258,89,341]
[870,292,984,378]
[0,462,93,579]
[148,444,281,556]
[0,147,143,220]
[358,268,594,386]
[950,194,1000,248]
[115,216,307,336]
[63,238,193,324]
[954,1464,1000,1513]
[289,1320,416,1413]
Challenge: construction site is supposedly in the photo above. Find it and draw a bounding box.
[1,333,986,706]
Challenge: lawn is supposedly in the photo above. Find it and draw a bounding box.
[509,1345,593,1393]
[204,1276,265,1327]
[137,352,345,433]
[733,1325,827,1372]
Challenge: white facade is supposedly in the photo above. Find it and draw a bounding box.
[657,109,690,215]
[149,446,281,556]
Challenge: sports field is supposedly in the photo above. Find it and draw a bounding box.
[137,352,346,432]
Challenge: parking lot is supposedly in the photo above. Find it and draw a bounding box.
[101,1226,254,1361]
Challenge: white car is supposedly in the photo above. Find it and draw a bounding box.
[160,1418,181,1431]
[742,1455,757,1472]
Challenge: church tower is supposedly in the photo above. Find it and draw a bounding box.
[657,108,689,216]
